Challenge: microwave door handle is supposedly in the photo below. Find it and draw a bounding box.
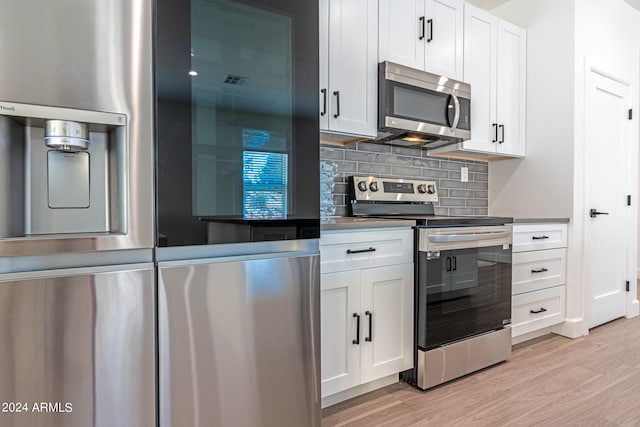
[451,94,460,130]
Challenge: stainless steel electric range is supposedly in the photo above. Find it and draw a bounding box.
[348,175,513,390]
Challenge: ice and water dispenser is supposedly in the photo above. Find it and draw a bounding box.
[0,101,128,238]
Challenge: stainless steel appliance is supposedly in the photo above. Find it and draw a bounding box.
[374,61,471,149]
[0,2,155,427]
[155,0,321,425]
[349,175,512,390]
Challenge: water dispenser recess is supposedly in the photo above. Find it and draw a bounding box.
[47,151,90,209]
[0,101,128,238]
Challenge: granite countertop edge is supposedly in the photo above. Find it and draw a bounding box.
[320,216,570,231]
[321,217,417,231]
[512,218,570,224]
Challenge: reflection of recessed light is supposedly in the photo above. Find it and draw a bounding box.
[190,49,195,57]
[402,136,427,143]
[188,70,198,76]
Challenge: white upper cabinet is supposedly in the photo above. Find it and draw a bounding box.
[496,19,526,157]
[319,0,378,138]
[461,3,526,157]
[379,0,464,81]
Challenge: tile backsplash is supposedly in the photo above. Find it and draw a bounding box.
[320,141,489,217]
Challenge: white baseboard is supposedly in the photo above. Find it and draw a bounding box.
[627,298,640,318]
[321,374,399,409]
[551,317,587,338]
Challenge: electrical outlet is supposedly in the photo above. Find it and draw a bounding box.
[461,167,469,182]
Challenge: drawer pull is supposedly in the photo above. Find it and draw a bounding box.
[530,307,548,314]
[346,247,376,255]
[365,311,373,342]
[352,313,360,345]
[531,268,549,274]
[532,235,549,240]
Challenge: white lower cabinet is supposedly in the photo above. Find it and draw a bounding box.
[320,228,414,403]
[512,285,566,337]
[511,223,568,343]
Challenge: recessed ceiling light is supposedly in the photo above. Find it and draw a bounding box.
[188,70,198,76]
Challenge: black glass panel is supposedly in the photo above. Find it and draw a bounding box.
[156,0,319,246]
[385,80,471,132]
[417,246,512,350]
[391,82,449,126]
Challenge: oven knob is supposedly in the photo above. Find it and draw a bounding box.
[369,181,379,192]
[427,184,436,194]
[357,181,368,192]
[417,184,427,194]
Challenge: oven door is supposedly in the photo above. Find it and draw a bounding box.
[416,226,512,351]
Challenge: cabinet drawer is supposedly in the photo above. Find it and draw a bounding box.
[511,285,566,337]
[512,248,566,295]
[512,223,567,252]
[320,228,413,273]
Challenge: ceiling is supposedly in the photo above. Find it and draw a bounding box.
[466,0,640,12]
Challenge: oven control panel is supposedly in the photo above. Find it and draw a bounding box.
[350,176,438,202]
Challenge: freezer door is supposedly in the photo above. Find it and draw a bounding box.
[0,265,155,427]
[159,252,320,427]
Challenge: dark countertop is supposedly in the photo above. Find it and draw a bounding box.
[321,216,416,231]
[320,216,570,231]
[512,218,570,224]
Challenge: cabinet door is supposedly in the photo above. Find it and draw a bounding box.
[424,0,464,80]
[496,19,526,156]
[378,0,425,70]
[319,0,330,131]
[321,270,362,397]
[327,0,378,137]
[360,263,414,383]
[461,3,498,153]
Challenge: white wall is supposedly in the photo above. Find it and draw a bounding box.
[572,0,640,327]
[489,0,575,219]
[490,0,640,337]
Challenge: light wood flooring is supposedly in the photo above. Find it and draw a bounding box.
[322,316,640,426]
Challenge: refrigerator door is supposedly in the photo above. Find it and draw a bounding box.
[155,0,319,247]
[0,264,155,427]
[159,251,320,427]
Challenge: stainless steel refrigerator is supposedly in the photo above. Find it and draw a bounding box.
[155,0,321,425]
[0,1,156,426]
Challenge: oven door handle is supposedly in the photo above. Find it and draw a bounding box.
[428,231,511,243]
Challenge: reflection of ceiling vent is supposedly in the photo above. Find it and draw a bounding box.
[223,74,250,85]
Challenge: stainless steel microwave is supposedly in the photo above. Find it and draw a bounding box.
[376,61,471,148]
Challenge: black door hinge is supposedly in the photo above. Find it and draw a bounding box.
[628,195,632,206]
[629,109,633,120]
[626,280,630,292]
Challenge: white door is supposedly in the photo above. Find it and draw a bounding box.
[327,0,378,137]
[461,3,497,153]
[360,263,413,383]
[424,0,464,80]
[378,0,425,70]
[320,270,361,397]
[495,19,526,156]
[584,66,633,328]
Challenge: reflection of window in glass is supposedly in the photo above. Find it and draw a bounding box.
[243,151,288,219]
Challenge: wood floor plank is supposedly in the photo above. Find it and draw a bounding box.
[322,316,640,427]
